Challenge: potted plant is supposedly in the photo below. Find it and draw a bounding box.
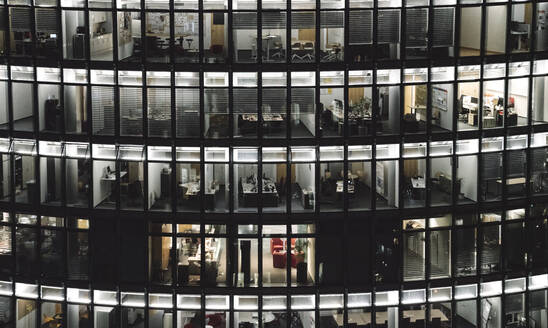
[293,239,309,284]
[349,96,372,119]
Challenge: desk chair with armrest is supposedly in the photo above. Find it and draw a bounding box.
[302,41,315,60]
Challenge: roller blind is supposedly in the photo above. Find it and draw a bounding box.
[349,10,373,45]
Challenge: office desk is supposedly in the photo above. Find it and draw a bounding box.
[101,171,127,181]
[336,181,355,193]
[496,177,526,195]
[178,182,216,210]
[241,178,279,207]
[241,113,284,122]
[411,177,426,189]
[510,30,529,50]
[411,177,426,200]
[240,113,285,134]
[333,309,448,327]
[101,171,127,202]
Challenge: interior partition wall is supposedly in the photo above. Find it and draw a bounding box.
[0,0,548,328]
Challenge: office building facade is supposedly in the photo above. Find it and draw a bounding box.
[0,0,547,327]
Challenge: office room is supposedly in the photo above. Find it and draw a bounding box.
[148,152,173,212]
[376,70,401,135]
[456,65,529,130]
[232,148,286,213]
[374,144,399,209]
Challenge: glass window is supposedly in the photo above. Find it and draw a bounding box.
[203,13,228,63]
[291,12,316,63]
[149,235,172,285]
[480,225,501,274]
[233,12,256,63]
[120,87,143,136]
[204,88,229,138]
[262,12,286,63]
[262,87,287,138]
[174,13,199,63]
[485,6,506,55]
[429,229,451,279]
[89,11,113,61]
[455,300,476,328]
[320,11,344,62]
[176,88,200,138]
[16,299,37,328]
[176,162,201,212]
[459,6,481,57]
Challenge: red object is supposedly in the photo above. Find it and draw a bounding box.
[206,314,225,328]
[270,238,283,254]
[272,247,287,268]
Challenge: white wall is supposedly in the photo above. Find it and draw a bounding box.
[22,156,34,187]
[457,301,477,326]
[148,162,169,208]
[457,155,478,201]
[378,160,399,207]
[533,76,548,122]
[16,304,36,328]
[430,157,452,178]
[93,160,115,207]
[387,86,400,131]
[0,82,8,125]
[12,83,33,121]
[298,311,315,328]
[234,30,255,52]
[62,10,85,58]
[295,163,314,192]
[486,6,507,53]
[203,14,212,49]
[433,84,454,130]
[482,297,501,328]
[460,7,481,49]
[319,88,344,109]
[2,156,9,197]
[508,78,529,118]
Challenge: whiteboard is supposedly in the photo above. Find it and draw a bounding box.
[432,87,448,111]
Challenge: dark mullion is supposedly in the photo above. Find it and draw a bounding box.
[256,225,262,289]
[286,146,291,213]
[199,70,204,140]
[426,74,433,207]
[228,144,234,214]
[142,69,148,140]
[2,3,11,58]
[370,67,377,210]
[314,68,320,139]
[200,145,205,214]
[257,69,263,141]
[477,70,485,204]
[314,146,320,216]
[227,0,233,65]
[526,58,535,200]
[502,65,509,203]
[343,145,349,215]
[198,0,203,64]
[169,0,175,65]
[115,145,121,210]
[398,73,405,209]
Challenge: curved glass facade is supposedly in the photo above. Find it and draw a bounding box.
[0,0,548,327]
